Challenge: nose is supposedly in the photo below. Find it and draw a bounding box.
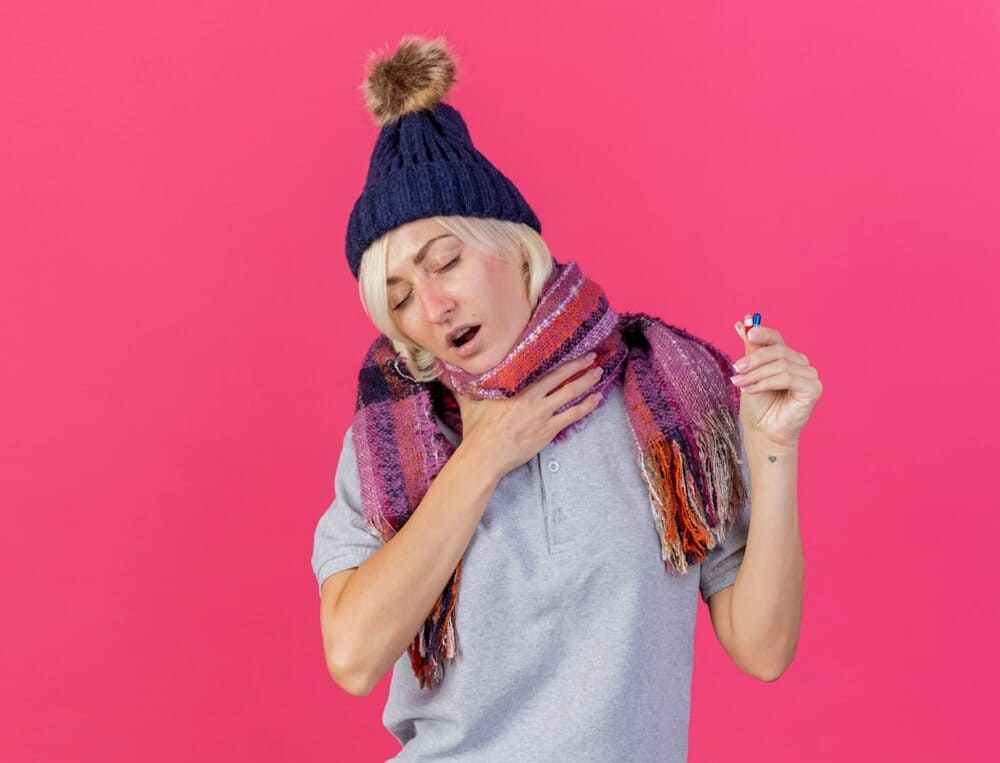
[418,280,457,324]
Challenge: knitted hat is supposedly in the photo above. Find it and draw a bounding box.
[345,35,542,280]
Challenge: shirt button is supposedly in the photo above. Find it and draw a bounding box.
[548,460,560,473]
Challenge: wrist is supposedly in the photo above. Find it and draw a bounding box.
[454,438,506,485]
[744,429,800,453]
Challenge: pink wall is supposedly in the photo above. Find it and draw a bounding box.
[3,2,998,760]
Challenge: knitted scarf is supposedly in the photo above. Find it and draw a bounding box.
[351,258,748,690]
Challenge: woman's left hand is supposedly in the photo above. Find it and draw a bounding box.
[729,318,823,448]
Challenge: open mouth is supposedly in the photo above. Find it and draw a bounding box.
[451,325,481,347]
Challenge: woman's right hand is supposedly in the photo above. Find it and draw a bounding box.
[453,351,605,479]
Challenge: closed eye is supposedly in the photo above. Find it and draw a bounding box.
[392,256,461,311]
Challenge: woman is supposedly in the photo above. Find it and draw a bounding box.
[312,34,819,762]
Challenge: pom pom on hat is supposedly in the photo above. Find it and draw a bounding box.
[361,35,458,126]
[345,34,541,280]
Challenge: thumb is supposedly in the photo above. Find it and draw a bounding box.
[734,320,751,349]
[734,313,765,350]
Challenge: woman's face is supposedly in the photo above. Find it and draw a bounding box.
[386,218,531,375]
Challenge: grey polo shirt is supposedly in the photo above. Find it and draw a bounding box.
[311,375,751,762]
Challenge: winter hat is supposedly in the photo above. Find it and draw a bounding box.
[344,35,542,280]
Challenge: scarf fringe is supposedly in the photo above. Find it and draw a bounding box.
[638,408,749,574]
[407,559,463,690]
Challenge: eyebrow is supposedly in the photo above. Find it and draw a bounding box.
[386,234,455,286]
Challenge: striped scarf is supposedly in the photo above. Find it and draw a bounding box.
[351,258,748,690]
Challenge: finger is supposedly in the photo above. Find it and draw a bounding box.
[730,356,801,387]
[733,362,816,392]
[546,362,604,411]
[744,324,783,347]
[531,352,598,398]
[548,389,602,432]
[731,343,806,375]
[740,370,819,394]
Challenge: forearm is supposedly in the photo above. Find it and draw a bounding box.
[331,441,501,693]
[729,432,804,679]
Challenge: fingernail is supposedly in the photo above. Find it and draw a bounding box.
[586,352,597,361]
[732,358,749,372]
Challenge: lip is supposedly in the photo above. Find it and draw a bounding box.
[445,324,476,344]
[451,325,483,358]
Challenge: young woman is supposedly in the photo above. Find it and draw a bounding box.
[312,34,819,762]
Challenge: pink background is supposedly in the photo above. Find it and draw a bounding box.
[3,1,998,761]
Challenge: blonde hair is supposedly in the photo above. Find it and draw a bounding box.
[357,215,554,382]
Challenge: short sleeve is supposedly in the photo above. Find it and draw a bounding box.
[310,424,384,597]
[698,419,753,603]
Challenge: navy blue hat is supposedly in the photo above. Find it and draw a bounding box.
[345,35,542,280]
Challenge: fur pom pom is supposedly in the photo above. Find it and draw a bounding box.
[361,34,458,126]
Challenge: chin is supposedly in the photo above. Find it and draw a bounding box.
[444,330,516,375]
[452,351,497,376]
[470,346,512,374]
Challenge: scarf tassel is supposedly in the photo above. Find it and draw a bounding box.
[407,559,463,690]
[361,510,463,691]
[638,409,749,574]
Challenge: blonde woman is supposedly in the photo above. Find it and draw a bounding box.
[312,34,817,762]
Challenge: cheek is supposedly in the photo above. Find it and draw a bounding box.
[479,261,525,305]
[393,312,422,345]
[486,281,529,335]
[402,318,430,345]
